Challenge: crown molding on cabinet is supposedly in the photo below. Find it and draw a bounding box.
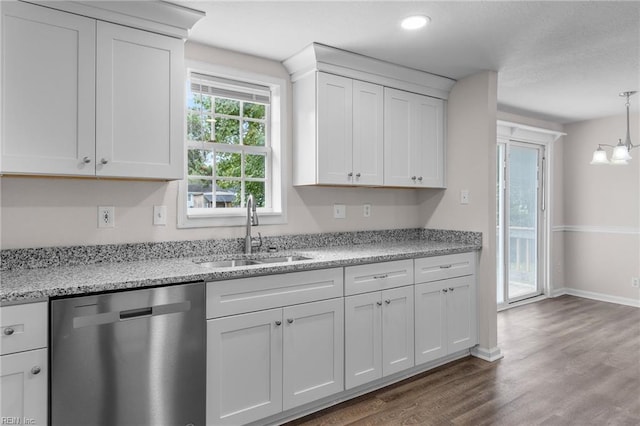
[283,42,456,100]
[21,0,205,39]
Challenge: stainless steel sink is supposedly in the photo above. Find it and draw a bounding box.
[256,255,310,264]
[195,259,261,268]
[194,255,310,269]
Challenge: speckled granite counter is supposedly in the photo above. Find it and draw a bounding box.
[1,229,481,304]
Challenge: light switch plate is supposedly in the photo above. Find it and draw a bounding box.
[363,203,371,217]
[153,205,167,226]
[460,189,470,205]
[98,206,115,228]
[333,204,346,219]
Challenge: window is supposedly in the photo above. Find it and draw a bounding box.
[178,62,286,228]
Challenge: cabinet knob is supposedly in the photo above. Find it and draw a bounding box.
[411,176,417,181]
[82,156,91,164]
[439,264,452,269]
[275,320,282,326]
[449,287,455,292]
[442,289,448,293]
[3,327,15,336]
[100,158,109,165]
[376,301,382,306]
[355,173,361,178]
[385,299,391,304]
[348,172,353,177]
[31,366,41,375]
[418,176,423,182]
[287,318,294,324]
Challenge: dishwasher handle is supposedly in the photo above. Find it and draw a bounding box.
[73,301,192,328]
[120,307,152,320]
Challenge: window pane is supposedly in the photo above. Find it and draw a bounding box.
[188,149,213,176]
[214,118,240,144]
[187,111,212,142]
[214,98,240,116]
[243,102,265,119]
[216,180,241,208]
[242,121,265,146]
[246,181,265,208]
[187,178,213,209]
[216,152,241,177]
[245,154,265,178]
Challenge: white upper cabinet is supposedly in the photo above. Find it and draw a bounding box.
[352,80,384,185]
[294,72,383,186]
[1,1,186,180]
[96,22,183,179]
[384,87,445,188]
[1,1,96,176]
[284,43,453,189]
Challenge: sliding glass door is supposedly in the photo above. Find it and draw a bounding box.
[497,141,545,306]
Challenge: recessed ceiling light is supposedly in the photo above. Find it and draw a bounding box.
[401,15,431,30]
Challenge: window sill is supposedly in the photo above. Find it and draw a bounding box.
[178,210,287,228]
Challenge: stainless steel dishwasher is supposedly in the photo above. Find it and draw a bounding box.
[50,282,205,426]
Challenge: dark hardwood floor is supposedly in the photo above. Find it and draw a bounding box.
[286,295,640,425]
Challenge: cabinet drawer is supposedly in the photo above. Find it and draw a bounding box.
[0,302,48,355]
[414,252,475,284]
[345,259,414,296]
[207,268,344,318]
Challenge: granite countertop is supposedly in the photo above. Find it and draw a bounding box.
[1,239,479,304]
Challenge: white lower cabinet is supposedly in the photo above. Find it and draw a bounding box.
[345,285,414,389]
[207,296,344,425]
[0,302,48,425]
[282,299,344,409]
[0,349,48,425]
[207,308,283,425]
[414,275,477,365]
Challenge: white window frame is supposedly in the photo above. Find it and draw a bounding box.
[178,60,287,228]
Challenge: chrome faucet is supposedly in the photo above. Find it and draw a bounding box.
[245,194,261,254]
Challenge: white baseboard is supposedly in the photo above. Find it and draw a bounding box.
[470,346,504,362]
[552,287,640,308]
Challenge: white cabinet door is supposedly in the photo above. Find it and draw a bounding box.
[345,285,414,390]
[413,95,445,187]
[445,276,477,353]
[415,276,477,365]
[1,1,96,176]
[345,292,382,389]
[96,21,184,179]
[384,87,445,188]
[352,80,384,185]
[317,72,353,185]
[283,298,344,410]
[207,309,283,425]
[0,349,48,425]
[381,286,414,376]
[414,281,447,364]
[383,88,413,186]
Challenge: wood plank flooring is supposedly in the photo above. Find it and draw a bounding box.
[286,295,640,425]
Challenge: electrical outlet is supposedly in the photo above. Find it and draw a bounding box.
[363,203,372,217]
[153,205,167,226]
[98,206,115,228]
[632,277,640,288]
[333,204,346,219]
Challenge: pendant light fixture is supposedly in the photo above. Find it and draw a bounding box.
[590,91,638,165]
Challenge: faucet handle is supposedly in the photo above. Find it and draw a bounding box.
[252,232,263,249]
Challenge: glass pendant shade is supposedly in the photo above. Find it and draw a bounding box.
[611,141,632,162]
[590,147,609,165]
[610,158,629,165]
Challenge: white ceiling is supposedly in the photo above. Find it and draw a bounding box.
[180,0,640,124]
